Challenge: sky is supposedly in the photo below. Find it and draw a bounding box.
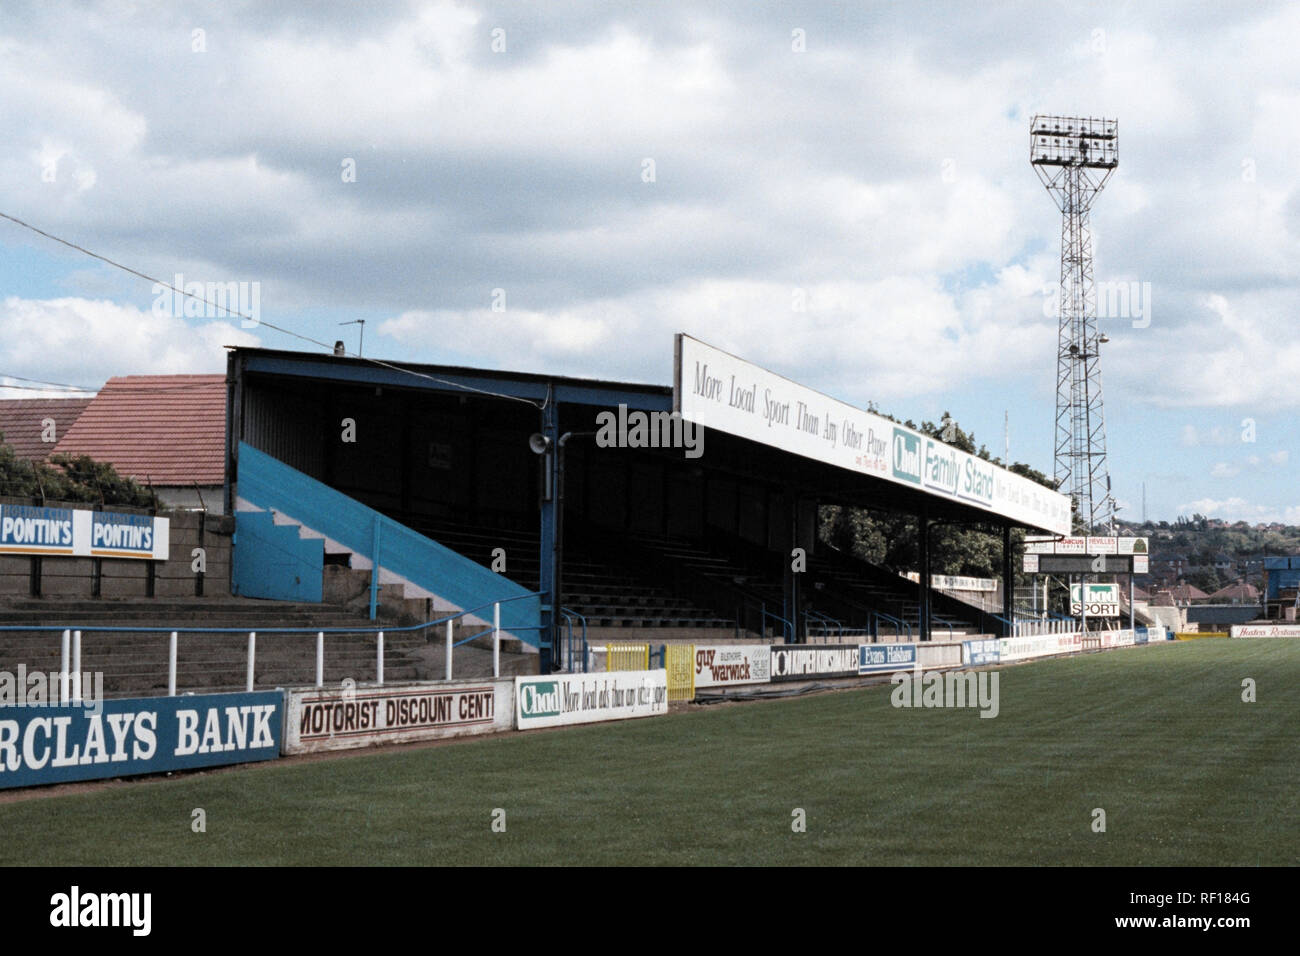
[1,1,1299,525]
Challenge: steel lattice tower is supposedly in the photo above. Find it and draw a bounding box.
[1030,115,1118,532]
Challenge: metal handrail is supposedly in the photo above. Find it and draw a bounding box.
[871,609,912,640]
[557,607,589,673]
[759,602,794,642]
[5,591,548,702]
[802,608,843,638]
[0,589,546,635]
[929,613,957,641]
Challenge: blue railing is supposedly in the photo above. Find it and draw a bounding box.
[930,613,957,640]
[234,442,541,640]
[558,607,589,673]
[803,608,843,638]
[870,609,912,641]
[759,602,794,642]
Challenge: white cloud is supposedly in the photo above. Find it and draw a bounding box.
[1178,423,1239,447]
[378,269,1056,405]
[1176,496,1300,524]
[0,296,259,388]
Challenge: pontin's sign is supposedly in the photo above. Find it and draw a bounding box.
[0,505,168,560]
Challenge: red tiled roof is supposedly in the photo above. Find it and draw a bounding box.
[52,375,225,485]
[1208,582,1260,602]
[0,398,92,461]
[1155,583,1210,604]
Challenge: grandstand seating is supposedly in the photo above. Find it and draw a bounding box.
[405,517,737,631]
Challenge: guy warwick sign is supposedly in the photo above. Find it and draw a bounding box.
[673,335,1070,534]
[0,504,169,560]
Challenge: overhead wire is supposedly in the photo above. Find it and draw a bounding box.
[0,210,543,409]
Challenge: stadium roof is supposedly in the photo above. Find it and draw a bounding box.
[231,346,672,409]
[53,375,225,485]
[229,346,1068,534]
[0,397,92,461]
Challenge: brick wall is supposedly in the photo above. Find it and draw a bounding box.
[0,498,232,600]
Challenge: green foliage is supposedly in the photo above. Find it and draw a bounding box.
[0,435,158,508]
[818,414,1055,581]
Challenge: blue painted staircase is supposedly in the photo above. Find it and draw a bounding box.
[232,442,541,644]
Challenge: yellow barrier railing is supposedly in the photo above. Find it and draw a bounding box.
[665,644,695,702]
[606,642,650,672]
[1175,632,1228,640]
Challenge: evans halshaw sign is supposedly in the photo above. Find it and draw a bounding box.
[0,504,169,560]
[515,671,668,730]
[674,334,1071,535]
[0,691,282,789]
[858,643,917,674]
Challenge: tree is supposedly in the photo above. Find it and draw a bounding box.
[0,435,158,508]
[818,413,1059,582]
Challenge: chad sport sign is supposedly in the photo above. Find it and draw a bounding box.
[1071,583,1121,617]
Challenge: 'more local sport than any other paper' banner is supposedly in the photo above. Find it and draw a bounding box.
[674,335,1071,535]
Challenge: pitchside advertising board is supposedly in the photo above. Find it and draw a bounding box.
[516,670,668,730]
[1231,624,1300,638]
[770,644,858,681]
[674,334,1071,536]
[284,680,512,753]
[858,643,917,674]
[0,691,282,789]
[963,638,1001,666]
[999,633,1080,661]
[0,504,169,560]
[693,645,770,688]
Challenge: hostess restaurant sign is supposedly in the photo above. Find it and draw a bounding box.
[0,691,282,790]
[0,504,169,560]
[674,335,1070,535]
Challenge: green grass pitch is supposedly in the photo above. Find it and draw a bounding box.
[1,639,1296,866]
